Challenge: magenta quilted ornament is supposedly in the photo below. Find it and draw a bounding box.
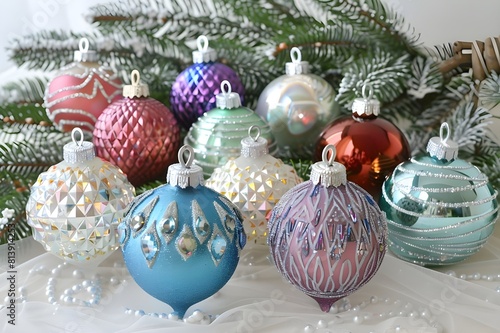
[93,70,181,186]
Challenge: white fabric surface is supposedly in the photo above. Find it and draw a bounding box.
[1,225,500,333]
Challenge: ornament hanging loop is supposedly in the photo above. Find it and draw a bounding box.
[361,83,374,100]
[197,35,209,52]
[131,69,140,86]
[221,80,232,94]
[248,125,261,142]
[440,122,451,145]
[79,38,89,52]
[71,127,84,147]
[178,145,195,168]
[322,144,336,166]
[290,47,302,64]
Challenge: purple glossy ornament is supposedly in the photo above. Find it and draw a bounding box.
[268,145,387,312]
[170,35,244,129]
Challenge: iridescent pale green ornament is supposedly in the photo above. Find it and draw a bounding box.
[380,123,498,266]
[256,47,339,159]
[206,125,302,244]
[26,128,136,265]
[185,80,277,177]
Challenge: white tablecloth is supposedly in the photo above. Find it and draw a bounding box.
[2,226,500,333]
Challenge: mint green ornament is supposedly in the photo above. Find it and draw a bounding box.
[380,122,498,266]
[185,80,277,177]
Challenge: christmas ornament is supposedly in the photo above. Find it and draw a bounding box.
[26,128,135,265]
[45,38,122,133]
[268,145,387,312]
[255,47,339,159]
[379,122,498,266]
[315,84,411,202]
[185,80,277,177]
[93,69,181,186]
[119,145,246,318]
[205,125,302,244]
[170,35,245,129]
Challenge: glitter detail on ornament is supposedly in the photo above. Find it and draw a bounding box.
[176,225,198,260]
[193,200,211,243]
[131,196,158,237]
[141,223,161,268]
[159,201,178,244]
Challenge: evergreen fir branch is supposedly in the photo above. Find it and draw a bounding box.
[0,171,33,245]
[448,102,492,148]
[478,71,500,110]
[407,56,443,99]
[413,74,473,129]
[136,179,165,195]
[0,103,51,125]
[336,51,412,106]
[284,158,313,181]
[293,0,420,52]
[0,76,49,105]
[380,93,421,125]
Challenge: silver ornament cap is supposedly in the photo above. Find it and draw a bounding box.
[285,47,310,75]
[63,127,96,164]
[426,122,459,161]
[167,145,205,188]
[241,125,269,158]
[123,69,150,98]
[216,80,242,109]
[352,84,380,117]
[73,38,98,62]
[310,145,347,187]
[192,35,217,63]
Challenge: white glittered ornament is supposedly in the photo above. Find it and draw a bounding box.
[26,128,135,265]
[206,125,303,244]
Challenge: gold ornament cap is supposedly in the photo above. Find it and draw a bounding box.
[426,122,459,161]
[63,128,95,164]
[285,47,310,75]
[310,145,347,187]
[240,125,269,158]
[167,145,205,188]
[192,35,217,63]
[352,84,380,117]
[73,38,98,62]
[123,70,150,98]
[216,80,242,109]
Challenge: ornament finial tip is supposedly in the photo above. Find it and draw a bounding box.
[197,35,209,52]
[71,127,84,147]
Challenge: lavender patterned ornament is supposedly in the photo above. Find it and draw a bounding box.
[268,145,387,312]
[170,35,244,129]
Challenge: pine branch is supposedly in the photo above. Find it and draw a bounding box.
[479,71,500,110]
[407,56,443,99]
[0,103,51,125]
[0,76,49,105]
[336,51,412,106]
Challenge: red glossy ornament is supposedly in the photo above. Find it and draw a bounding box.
[45,38,122,133]
[315,85,411,201]
[93,70,181,186]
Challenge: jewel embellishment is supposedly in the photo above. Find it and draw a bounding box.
[193,200,211,244]
[117,222,129,247]
[131,196,158,237]
[176,225,198,260]
[208,224,227,266]
[159,201,178,244]
[140,222,161,268]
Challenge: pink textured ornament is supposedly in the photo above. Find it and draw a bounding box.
[93,70,181,186]
[268,145,387,312]
[45,38,122,133]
